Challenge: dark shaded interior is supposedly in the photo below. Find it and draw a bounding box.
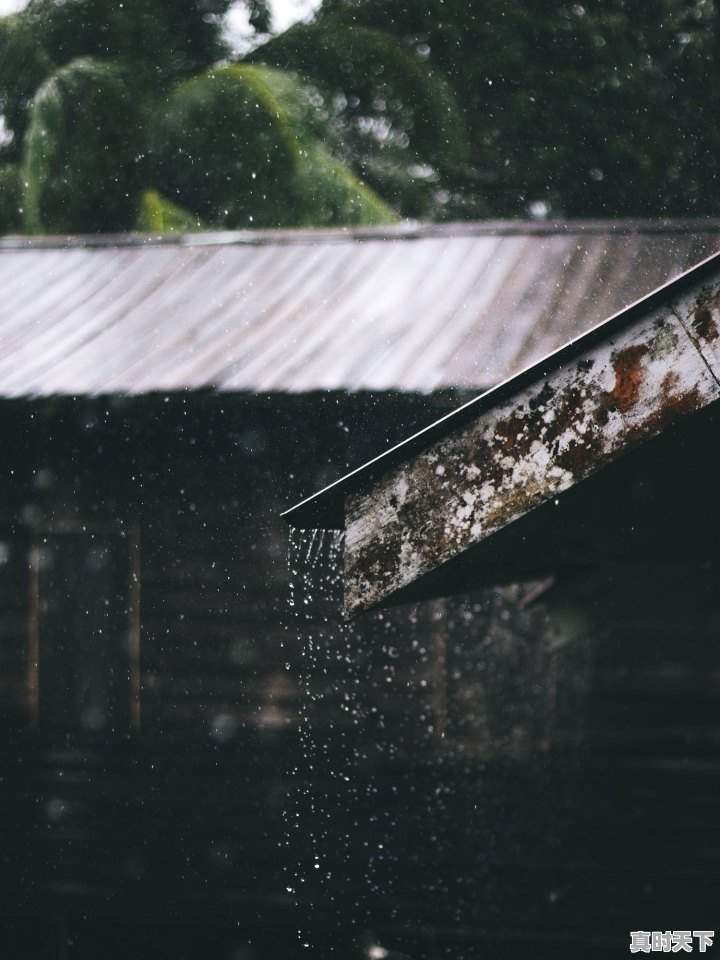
[0,391,717,958]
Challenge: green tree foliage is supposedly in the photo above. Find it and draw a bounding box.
[314,0,720,218]
[23,58,144,233]
[152,65,300,229]
[0,165,21,232]
[0,0,236,167]
[7,0,719,232]
[251,22,471,217]
[151,64,396,228]
[0,13,53,164]
[0,0,395,234]
[136,189,206,232]
[23,0,234,87]
[294,141,396,225]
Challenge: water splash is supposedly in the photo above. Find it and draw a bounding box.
[283,527,598,955]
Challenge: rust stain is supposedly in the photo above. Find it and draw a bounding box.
[345,291,720,615]
[596,344,649,425]
[347,353,702,613]
[692,288,720,342]
[621,376,703,447]
[661,370,680,394]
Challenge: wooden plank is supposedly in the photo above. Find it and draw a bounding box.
[344,273,720,615]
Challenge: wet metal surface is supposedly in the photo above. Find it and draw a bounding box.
[1,222,719,396]
[345,269,720,616]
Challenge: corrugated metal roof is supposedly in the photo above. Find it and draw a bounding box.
[1,220,719,397]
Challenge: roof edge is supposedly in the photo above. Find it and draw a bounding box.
[6,217,720,251]
[282,245,720,529]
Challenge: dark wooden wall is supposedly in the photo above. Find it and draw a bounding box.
[0,393,717,959]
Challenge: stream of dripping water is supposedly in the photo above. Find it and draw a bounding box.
[283,528,597,958]
[286,526,351,954]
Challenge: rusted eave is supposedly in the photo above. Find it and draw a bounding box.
[283,248,720,530]
[340,259,720,616]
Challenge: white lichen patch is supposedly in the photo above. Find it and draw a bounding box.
[345,280,720,615]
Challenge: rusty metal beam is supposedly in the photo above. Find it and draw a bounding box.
[343,267,720,616]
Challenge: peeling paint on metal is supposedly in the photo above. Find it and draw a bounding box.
[344,276,720,616]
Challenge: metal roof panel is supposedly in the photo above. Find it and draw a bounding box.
[1,221,719,398]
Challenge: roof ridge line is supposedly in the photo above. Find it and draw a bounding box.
[5,218,720,251]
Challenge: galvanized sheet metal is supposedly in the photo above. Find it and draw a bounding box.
[343,261,720,614]
[0,222,719,397]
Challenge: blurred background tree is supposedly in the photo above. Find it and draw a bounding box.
[303,0,720,219]
[0,0,404,232]
[1,0,720,233]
